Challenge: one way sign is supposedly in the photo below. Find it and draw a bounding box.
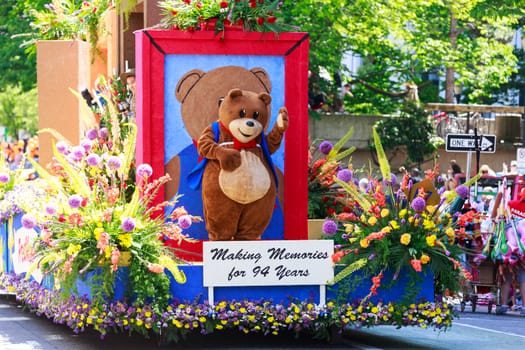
[445,133,496,153]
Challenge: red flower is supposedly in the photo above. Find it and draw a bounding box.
[257,17,265,25]
[196,1,203,8]
[410,259,422,272]
[183,0,191,4]
[220,1,229,8]
[249,0,257,8]
[267,16,276,24]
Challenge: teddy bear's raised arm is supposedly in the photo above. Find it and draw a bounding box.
[265,107,289,154]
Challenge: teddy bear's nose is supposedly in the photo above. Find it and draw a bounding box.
[246,121,255,127]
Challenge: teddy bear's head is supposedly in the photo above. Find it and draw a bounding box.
[175,66,272,141]
[219,89,272,143]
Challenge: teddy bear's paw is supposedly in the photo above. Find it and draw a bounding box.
[277,107,289,130]
[219,150,271,204]
[218,148,242,171]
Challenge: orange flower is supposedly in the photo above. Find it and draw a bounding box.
[410,259,422,272]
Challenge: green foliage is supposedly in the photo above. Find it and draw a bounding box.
[0,85,38,139]
[373,104,439,166]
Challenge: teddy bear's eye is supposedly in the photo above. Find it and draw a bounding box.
[239,109,247,118]
[252,111,259,119]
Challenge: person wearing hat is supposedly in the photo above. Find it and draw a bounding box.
[509,160,519,175]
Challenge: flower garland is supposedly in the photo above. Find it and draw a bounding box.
[0,273,456,342]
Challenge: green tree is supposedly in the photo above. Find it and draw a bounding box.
[0,85,38,140]
[283,0,525,110]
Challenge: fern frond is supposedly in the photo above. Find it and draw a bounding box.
[119,123,137,179]
[38,128,69,143]
[334,178,371,212]
[328,127,354,160]
[329,258,368,285]
[373,127,391,182]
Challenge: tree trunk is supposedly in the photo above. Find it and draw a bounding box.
[445,9,457,104]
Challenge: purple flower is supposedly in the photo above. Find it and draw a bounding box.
[21,213,37,229]
[411,197,426,212]
[336,169,353,182]
[121,217,136,232]
[80,139,93,152]
[322,219,338,235]
[0,172,10,184]
[71,146,86,161]
[45,203,57,215]
[56,141,69,155]
[86,153,102,167]
[455,185,469,199]
[178,215,192,229]
[107,156,122,170]
[68,194,83,209]
[98,127,108,139]
[318,141,333,155]
[136,164,153,178]
[86,128,98,140]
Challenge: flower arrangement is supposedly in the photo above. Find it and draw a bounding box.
[0,273,455,342]
[159,0,291,33]
[322,128,475,303]
[308,128,356,219]
[16,0,136,60]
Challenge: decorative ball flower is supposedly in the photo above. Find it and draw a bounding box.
[121,217,136,232]
[71,146,86,161]
[98,127,109,139]
[411,197,426,212]
[0,172,10,184]
[107,155,122,170]
[137,164,153,178]
[336,169,353,182]
[319,141,333,155]
[178,215,192,229]
[455,185,469,199]
[86,153,102,167]
[322,219,338,235]
[86,128,98,140]
[80,139,93,152]
[56,141,69,155]
[45,203,57,215]
[21,213,37,229]
[68,194,83,209]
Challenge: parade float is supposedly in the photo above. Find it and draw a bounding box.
[0,0,473,344]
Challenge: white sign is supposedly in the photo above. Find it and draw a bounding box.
[445,134,496,153]
[203,240,334,287]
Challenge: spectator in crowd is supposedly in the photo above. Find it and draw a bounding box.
[445,160,462,190]
[480,164,496,176]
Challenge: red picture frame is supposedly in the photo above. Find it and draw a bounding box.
[135,30,309,254]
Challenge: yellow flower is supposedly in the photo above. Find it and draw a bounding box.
[93,227,104,240]
[445,227,455,238]
[399,209,407,218]
[423,219,435,230]
[426,235,437,247]
[118,233,132,248]
[380,208,390,218]
[360,214,367,223]
[360,238,370,248]
[368,216,378,226]
[380,226,392,234]
[371,307,378,313]
[420,254,430,264]
[344,223,354,233]
[389,220,400,230]
[66,244,81,256]
[400,233,411,245]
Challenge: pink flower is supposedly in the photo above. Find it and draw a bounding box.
[410,259,422,272]
[147,263,164,273]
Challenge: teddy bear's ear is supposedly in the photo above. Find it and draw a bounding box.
[175,69,205,103]
[257,92,272,105]
[250,68,272,93]
[227,88,243,99]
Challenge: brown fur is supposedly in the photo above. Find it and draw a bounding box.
[198,89,288,240]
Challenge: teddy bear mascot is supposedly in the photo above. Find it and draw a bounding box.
[189,88,288,240]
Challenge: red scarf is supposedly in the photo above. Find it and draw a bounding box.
[220,121,258,149]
